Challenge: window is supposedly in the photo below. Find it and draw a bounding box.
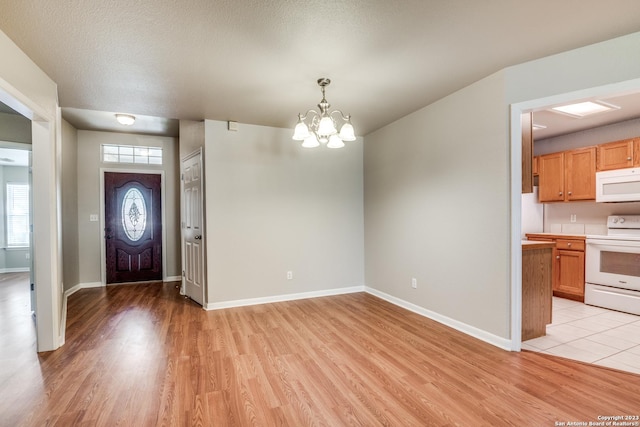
[102,144,163,165]
[6,183,30,247]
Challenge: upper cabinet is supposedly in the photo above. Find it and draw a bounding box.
[565,147,597,200]
[538,147,596,203]
[597,139,634,171]
[539,152,565,202]
[597,137,640,171]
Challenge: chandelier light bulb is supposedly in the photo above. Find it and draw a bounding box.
[317,116,337,136]
[327,134,345,149]
[293,120,310,140]
[338,122,356,141]
[302,134,320,148]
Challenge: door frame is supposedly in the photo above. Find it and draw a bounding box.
[180,148,206,304]
[99,168,167,285]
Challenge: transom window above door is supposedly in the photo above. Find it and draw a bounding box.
[102,144,163,165]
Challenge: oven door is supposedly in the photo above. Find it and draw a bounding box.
[586,238,640,291]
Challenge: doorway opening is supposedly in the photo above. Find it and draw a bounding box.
[512,78,640,374]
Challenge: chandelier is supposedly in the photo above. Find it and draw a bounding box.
[292,78,356,148]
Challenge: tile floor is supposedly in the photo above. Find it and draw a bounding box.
[522,297,640,374]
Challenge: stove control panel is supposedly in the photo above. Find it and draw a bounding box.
[607,215,640,229]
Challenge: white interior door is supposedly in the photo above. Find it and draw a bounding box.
[181,150,205,305]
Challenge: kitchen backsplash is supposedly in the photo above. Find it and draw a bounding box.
[544,200,640,235]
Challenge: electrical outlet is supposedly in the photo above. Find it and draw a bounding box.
[570,214,577,223]
[25,253,30,260]
[287,271,293,280]
[411,277,417,289]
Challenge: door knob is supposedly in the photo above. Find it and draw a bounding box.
[194,235,202,240]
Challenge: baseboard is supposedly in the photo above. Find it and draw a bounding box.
[365,286,512,351]
[60,282,104,346]
[0,267,30,273]
[165,275,181,282]
[204,285,365,311]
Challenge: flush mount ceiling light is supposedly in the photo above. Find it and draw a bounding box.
[292,78,356,148]
[550,101,620,118]
[115,113,136,125]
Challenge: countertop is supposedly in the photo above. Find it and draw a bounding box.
[521,241,555,251]
[525,233,586,240]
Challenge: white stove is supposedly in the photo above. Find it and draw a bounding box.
[585,215,640,316]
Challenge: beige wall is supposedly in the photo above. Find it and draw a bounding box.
[61,119,79,291]
[179,120,204,159]
[0,28,62,351]
[364,31,640,346]
[76,130,181,284]
[365,71,511,339]
[0,112,31,143]
[204,120,364,304]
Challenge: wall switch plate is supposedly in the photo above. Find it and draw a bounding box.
[287,271,293,280]
[411,277,417,289]
[90,214,99,222]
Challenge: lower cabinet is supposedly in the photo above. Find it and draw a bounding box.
[526,234,586,302]
[555,247,585,302]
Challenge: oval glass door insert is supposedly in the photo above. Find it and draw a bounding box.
[121,187,147,241]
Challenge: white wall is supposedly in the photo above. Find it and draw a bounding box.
[61,120,79,291]
[204,120,364,305]
[365,71,511,342]
[76,130,181,285]
[535,117,640,156]
[0,29,61,352]
[364,31,640,348]
[0,112,31,143]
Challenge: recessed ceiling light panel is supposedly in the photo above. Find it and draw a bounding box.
[550,101,620,118]
[115,113,136,125]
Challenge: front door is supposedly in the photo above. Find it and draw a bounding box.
[181,151,205,305]
[104,172,162,284]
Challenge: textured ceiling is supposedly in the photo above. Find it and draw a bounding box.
[1,1,640,137]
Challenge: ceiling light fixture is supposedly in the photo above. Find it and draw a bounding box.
[532,123,547,131]
[550,101,619,118]
[292,78,356,148]
[115,113,136,126]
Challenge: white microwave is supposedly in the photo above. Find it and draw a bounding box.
[596,167,640,202]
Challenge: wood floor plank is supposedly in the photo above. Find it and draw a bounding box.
[1,275,639,426]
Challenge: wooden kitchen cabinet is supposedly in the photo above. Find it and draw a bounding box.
[565,147,596,200]
[555,248,585,302]
[597,139,634,171]
[533,156,539,176]
[538,147,596,202]
[538,152,565,202]
[522,242,554,340]
[526,234,586,302]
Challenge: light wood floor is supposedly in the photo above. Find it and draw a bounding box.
[1,274,639,426]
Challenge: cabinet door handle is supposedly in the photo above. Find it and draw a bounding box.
[567,243,572,246]
[556,255,560,259]
[559,192,563,196]
[628,157,632,161]
[568,191,572,195]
